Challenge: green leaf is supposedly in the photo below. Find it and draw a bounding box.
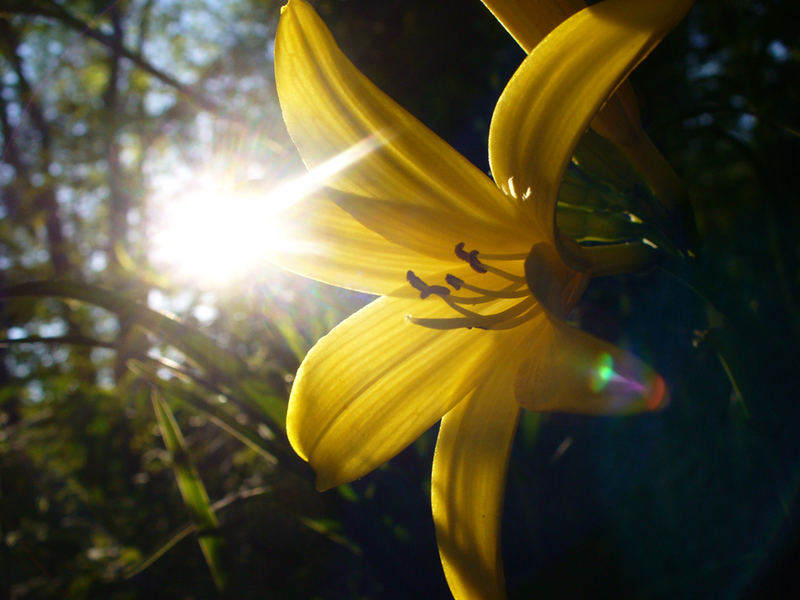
[129,358,279,464]
[234,377,287,431]
[704,323,752,416]
[271,310,311,363]
[0,281,287,429]
[1,280,245,378]
[557,202,673,252]
[572,129,650,197]
[124,486,271,580]
[151,389,227,591]
[300,517,362,556]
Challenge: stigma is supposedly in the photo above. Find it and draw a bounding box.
[405,243,540,330]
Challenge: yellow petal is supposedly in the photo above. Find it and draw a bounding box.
[275,0,532,248]
[432,341,524,600]
[287,287,521,490]
[489,0,694,254]
[481,0,643,151]
[269,188,460,294]
[330,188,532,262]
[514,316,668,414]
[481,0,585,52]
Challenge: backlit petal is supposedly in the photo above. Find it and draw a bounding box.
[330,189,533,261]
[269,188,459,294]
[275,0,531,250]
[287,288,522,490]
[432,339,525,600]
[481,0,643,147]
[489,0,694,250]
[481,0,585,52]
[514,316,668,414]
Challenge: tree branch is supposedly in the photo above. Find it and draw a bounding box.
[38,0,224,114]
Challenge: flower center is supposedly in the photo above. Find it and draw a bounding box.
[405,242,541,330]
[523,242,591,319]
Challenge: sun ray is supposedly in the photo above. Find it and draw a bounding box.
[149,135,384,285]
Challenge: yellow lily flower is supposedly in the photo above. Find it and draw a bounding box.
[271,0,693,597]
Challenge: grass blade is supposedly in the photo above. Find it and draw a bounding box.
[151,388,227,591]
[130,359,278,464]
[124,486,270,579]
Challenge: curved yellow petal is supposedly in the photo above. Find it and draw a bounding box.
[275,0,530,247]
[432,338,525,600]
[268,188,460,295]
[481,0,643,151]
[489,0,694,253]
[514,316,668,414]
[481,0,585,52]
[287,285,521,490]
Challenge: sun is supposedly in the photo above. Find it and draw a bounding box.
[149,173,291,285]
[149,135,383,286]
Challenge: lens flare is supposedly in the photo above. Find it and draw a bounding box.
[149,135,383,285]
[590,352,616,393]
[590,351,668,412]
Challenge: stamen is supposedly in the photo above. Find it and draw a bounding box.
[447,276,528,299]
[440,275,527,305]
[443,295,496,306]
[478,252,529,261]
[445,274,463,290]
[407,297,539,330]
[405,314,480,330]
[484,305,542,329]
[454,242,525,283]
[406,270,450,299]
[408,242,535,330]
[438,296,534,323]
[454,242,487,273]
[481,263,525,283]
[441,295,489,317]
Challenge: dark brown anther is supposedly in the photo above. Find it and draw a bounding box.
[445,274,463,290]
[407,270,450,299]
[454,242,487,273]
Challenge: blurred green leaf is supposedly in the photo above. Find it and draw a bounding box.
[124,485,271,580]
[129,358,279,464]
[234,377,287,430]
[0,280,287,429]
[1,280,245,378]
[704,323,753,416]
[300,517,362,557]
[272,312,311,363]
[150,388,227,591]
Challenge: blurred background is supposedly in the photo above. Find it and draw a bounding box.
[1,0,799,598]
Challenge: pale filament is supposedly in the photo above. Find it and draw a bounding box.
[476,252,529,261]
[407,297,538,330]
[446,275,528,299]
[481,264,526,284]
[454,242,525,283]
[443,291,527,305]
